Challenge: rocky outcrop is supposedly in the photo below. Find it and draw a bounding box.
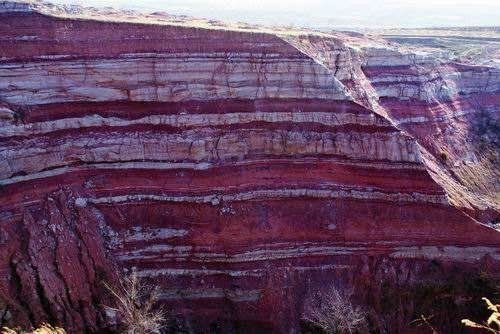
[0,1,499,333]
[0,189,117,332]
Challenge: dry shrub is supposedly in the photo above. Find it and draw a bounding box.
[462,297,500,334]
[104,269,165,334]
[302,285,367,334]
[1,323,65,334]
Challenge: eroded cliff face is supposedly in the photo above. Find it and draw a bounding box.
[0,1,499,333]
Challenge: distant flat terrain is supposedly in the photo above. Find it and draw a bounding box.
[368,27,500,66]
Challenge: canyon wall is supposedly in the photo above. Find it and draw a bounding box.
[0,1,499,332]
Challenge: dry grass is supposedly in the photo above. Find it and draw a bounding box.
[103,269,166,334]
[302,285,367,334]
[1,323,65,334]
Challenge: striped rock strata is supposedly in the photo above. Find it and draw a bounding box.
[0,1,499,333]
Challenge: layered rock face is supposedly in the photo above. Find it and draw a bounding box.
[0,2,499,333]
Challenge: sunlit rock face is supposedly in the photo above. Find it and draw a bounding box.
[0,2,499,333]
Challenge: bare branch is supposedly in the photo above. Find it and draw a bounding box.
[462,297,500,334]
[103,269,166,334]
[302,285,367,334]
